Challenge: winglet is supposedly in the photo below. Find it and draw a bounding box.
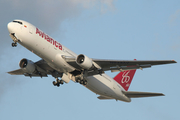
[113,69,136,91]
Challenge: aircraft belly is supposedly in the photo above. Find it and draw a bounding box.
[86,74,131,102]
[86,74,117,98]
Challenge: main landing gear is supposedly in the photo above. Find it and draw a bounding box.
[75,77,87,85]
[52,78,64,87]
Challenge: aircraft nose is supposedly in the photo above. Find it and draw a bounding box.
[7,22,14,33]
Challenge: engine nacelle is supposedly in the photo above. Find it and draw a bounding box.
[19,58,36,74]
[76,54,93,69]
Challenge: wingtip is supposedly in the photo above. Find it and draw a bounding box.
[172,60,177,63]
[7,72,13,75]
[7,72,11,74]
[155,93,165,96]
[160,93,165,96]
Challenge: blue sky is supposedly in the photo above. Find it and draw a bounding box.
[0,0,180,120]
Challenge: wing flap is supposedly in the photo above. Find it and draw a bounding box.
[24,73,47,77]
[110,64,151,72]
[123,91,165,98]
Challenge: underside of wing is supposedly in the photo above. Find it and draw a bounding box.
[8,69,48,77]
[24,73,48,77]
[122,91,165,98]
[63,55,176,76]
[7,59,55,77]
[34,59,55,73]
[64,56,176,71]
[93,59,176,72]
[8,69,25,75]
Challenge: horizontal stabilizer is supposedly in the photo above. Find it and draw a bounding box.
[97,96,114,100]
[122,91,164,98]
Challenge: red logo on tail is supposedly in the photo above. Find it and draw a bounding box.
[121,71,130,83]
[114,70,136,91]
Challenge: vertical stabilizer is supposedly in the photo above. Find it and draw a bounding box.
[113,70,136,91]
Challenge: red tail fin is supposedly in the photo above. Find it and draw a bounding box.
[113,70,136,91]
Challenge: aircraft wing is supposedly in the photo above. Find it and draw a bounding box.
[92,59,176,72]
[8,69,25,75]
[122,91,164,98]
[8,69,48,77]
[8,59,54,77]
[65,56,176,76]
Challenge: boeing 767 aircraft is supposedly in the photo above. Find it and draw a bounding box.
[7,20,176,102]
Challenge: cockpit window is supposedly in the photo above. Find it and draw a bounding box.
[13,20,23,25]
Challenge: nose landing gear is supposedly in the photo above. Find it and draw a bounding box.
[52,78,64,87]
[12,42,17,47]
[9,33,19,47]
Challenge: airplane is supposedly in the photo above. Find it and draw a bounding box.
[7,20,176,102]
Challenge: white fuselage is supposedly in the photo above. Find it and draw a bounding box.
[7,20,131,102]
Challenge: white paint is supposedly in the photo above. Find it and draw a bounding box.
[7,20,131,102]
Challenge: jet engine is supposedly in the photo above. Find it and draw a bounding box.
[19,58,36,73]
[76,54,93,69]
